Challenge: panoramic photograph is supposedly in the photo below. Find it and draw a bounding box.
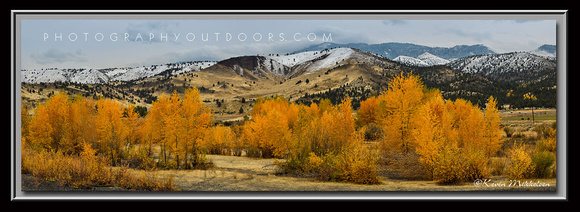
[13,11,565,200]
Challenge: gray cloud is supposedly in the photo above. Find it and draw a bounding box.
[382,20,408,26]
[30,48,87,65]
[445,28,493,42]
[124,21,181,43]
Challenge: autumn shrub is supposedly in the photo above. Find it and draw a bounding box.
[534,124,556,138]
[462,146,491,181]
[242,96,294,158]
[202,125,235,155]
[246,96,379,184]
[431,143,466,184]
[532,150,556,178]
[362,123,383,141]
[129,145,157,170]
[21,143,114,189]
[337,141,380,184]
[503,126,514,138]
[490,157,507,176]
[537,128,557,153]
[113,166,178,191]
[506,144,535,180]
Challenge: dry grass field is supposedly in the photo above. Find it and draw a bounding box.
[22,153,556,192]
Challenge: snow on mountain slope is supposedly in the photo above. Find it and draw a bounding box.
[219,48,356,79]
[22,69,70,84]
[393,55,429,67]
[21,61,216,84]
[446,52,556,83]
[447,52,554,75]
[417,52,450,66]
[266,47,354,73]
[393,52,449,67]
[305,48,354,72]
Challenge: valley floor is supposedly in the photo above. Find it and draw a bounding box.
[22,154,556,193]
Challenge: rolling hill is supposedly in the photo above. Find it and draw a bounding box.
[20,45,558,121]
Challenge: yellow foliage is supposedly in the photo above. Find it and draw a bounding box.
[378,72,424,153]
[483,96,504,156]
[507,145,535,180]
[95,98,127,165]
[202,125,235,155]
[537,128,557,153]
[368,73,504,183]
[357,96,379,125]
[145,88,213,168]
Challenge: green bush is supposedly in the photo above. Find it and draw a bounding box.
[532,150,556,178]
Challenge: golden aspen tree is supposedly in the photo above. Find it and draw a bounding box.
[483,96,503,157]
[202,125,233,155]
[523,93,538,123]
[229,125,245,156]
[21,104,30,143]
[148,94,171,166]
[181,88,212,168]
[379,72,424,154]
[45,92,70,151]
[251,97,264,118]
[123,104,141,157]
[317,98,333,116]
[413,95,446,179]
[28,103,53,151]
[73,95,98,148]
[63,94,91,155]
[163,91,183,168]
[453,99,485,148]
[21,104,32,176]
[144,94,166,159]
[357,96,379,125]
[28,92,73,152]
[336,97,356,149]
[95,98,126,166]
[310,109,335,156]
[413,95,498,183]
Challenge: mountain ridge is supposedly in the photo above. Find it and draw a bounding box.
[446,51,556,84]
[21,45,558,121]
[295,42,496,60]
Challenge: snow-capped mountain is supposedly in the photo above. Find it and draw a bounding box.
[529,44,556,58]
[393,55,430,67]
[21,61,216,84]
[216,48,362,79]
[446,52,556,84]
[296,42,495,60]
[393,52,450,67]
[268,47,355,73]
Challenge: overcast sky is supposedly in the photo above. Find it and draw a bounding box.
[20,19,556,70]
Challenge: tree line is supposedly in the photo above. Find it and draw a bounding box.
[22,72,504,185]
